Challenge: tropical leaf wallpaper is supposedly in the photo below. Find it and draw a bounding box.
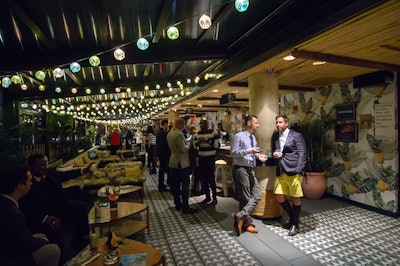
[281,80,398,214]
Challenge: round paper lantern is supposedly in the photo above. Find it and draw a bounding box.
[85,88,91,94]
[53,68,64,78]
[70,62,81,73]
[167,26,179,40]
[39,85,45,91]
[21,84,28,90]
[114,48,125,61]
[89,56,100,66]
[11,75,21,84]
[199,15,212,29]
[71,88,77,94]
[235,0,249,12]
[2,77,11,88]
[126,88,131,93]
[55,87,62,93]
[35,70,46,81]
[137,38,149,50]
[100,88,106,94]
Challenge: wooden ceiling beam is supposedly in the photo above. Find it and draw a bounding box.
[292,49,400,72]
[7,0,55,50]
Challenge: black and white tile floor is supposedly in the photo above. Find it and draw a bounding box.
[133,169,400,266]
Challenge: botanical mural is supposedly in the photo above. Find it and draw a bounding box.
[280,79,398,214]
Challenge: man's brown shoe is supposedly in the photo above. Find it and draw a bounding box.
[246,225,258,233]
[233,215,244,236]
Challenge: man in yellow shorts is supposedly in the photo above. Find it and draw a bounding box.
[271,115,307,236]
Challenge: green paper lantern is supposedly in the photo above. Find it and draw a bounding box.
[167,26,179,40]
[35,70,46,81]
[11,75,21,84]
[89,56,101,66]
[39,85,45,91]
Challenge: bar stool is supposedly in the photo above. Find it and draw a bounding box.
[215,159,234,197]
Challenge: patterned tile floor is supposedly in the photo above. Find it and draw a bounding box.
[265,206,400,265]
[129,168,400,266]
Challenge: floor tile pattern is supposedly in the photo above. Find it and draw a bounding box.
[141,171,262,266]
[266,206,400,265]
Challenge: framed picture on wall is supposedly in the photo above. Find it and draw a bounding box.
[335,123,358,142]
[335,103,356,120]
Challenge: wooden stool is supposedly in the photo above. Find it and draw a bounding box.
[215,160,234,197]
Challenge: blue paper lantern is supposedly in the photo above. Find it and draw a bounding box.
[2,77,11,88]
[89,56,100,66]
[70,62,81,73]
[137,38,149,50]
[235,0,249,12]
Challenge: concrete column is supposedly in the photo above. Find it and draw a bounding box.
[248,72,281,218]
[168,110,179,125]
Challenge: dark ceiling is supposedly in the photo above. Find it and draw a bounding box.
[0,0,387,121]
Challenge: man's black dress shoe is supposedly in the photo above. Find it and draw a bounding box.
[288,225,299,236]
[212,198,217,205]
[175,205,182,211]
[159,187,169,192]
[182,207,198,214]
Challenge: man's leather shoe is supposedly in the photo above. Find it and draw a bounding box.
[175,205,182,211]
[182,207,198,214]
[212,198,217,205]
[288,225,299,236]
[159,187,169,192]
[200,197,211,204]
[233,215,243,236]
[246,225,258,233]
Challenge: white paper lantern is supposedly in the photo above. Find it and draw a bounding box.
[114,48,125,61]
[199,15,212,29]
[53,68,64,78]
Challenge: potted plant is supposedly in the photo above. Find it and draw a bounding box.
[292,106,335,199]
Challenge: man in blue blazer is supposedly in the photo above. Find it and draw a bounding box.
[271,115,307,236]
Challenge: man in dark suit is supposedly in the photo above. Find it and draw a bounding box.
[155,119,170,192]
[0,164,60,266]
[271,115,307,236]
[20,154,90,263]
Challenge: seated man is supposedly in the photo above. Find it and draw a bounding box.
[0,164,60,266]
[20,154,90,263]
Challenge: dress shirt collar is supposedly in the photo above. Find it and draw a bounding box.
[280,128,289,137]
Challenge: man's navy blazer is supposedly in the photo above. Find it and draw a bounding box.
[271,129,307,176]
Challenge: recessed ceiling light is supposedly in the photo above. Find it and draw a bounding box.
[283,55,295,61]
[313,61,326,65]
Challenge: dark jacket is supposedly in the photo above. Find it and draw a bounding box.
[271,129,307,176]
[0,195,47,265]
[19,169,86,234]
[155,127,170,158]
